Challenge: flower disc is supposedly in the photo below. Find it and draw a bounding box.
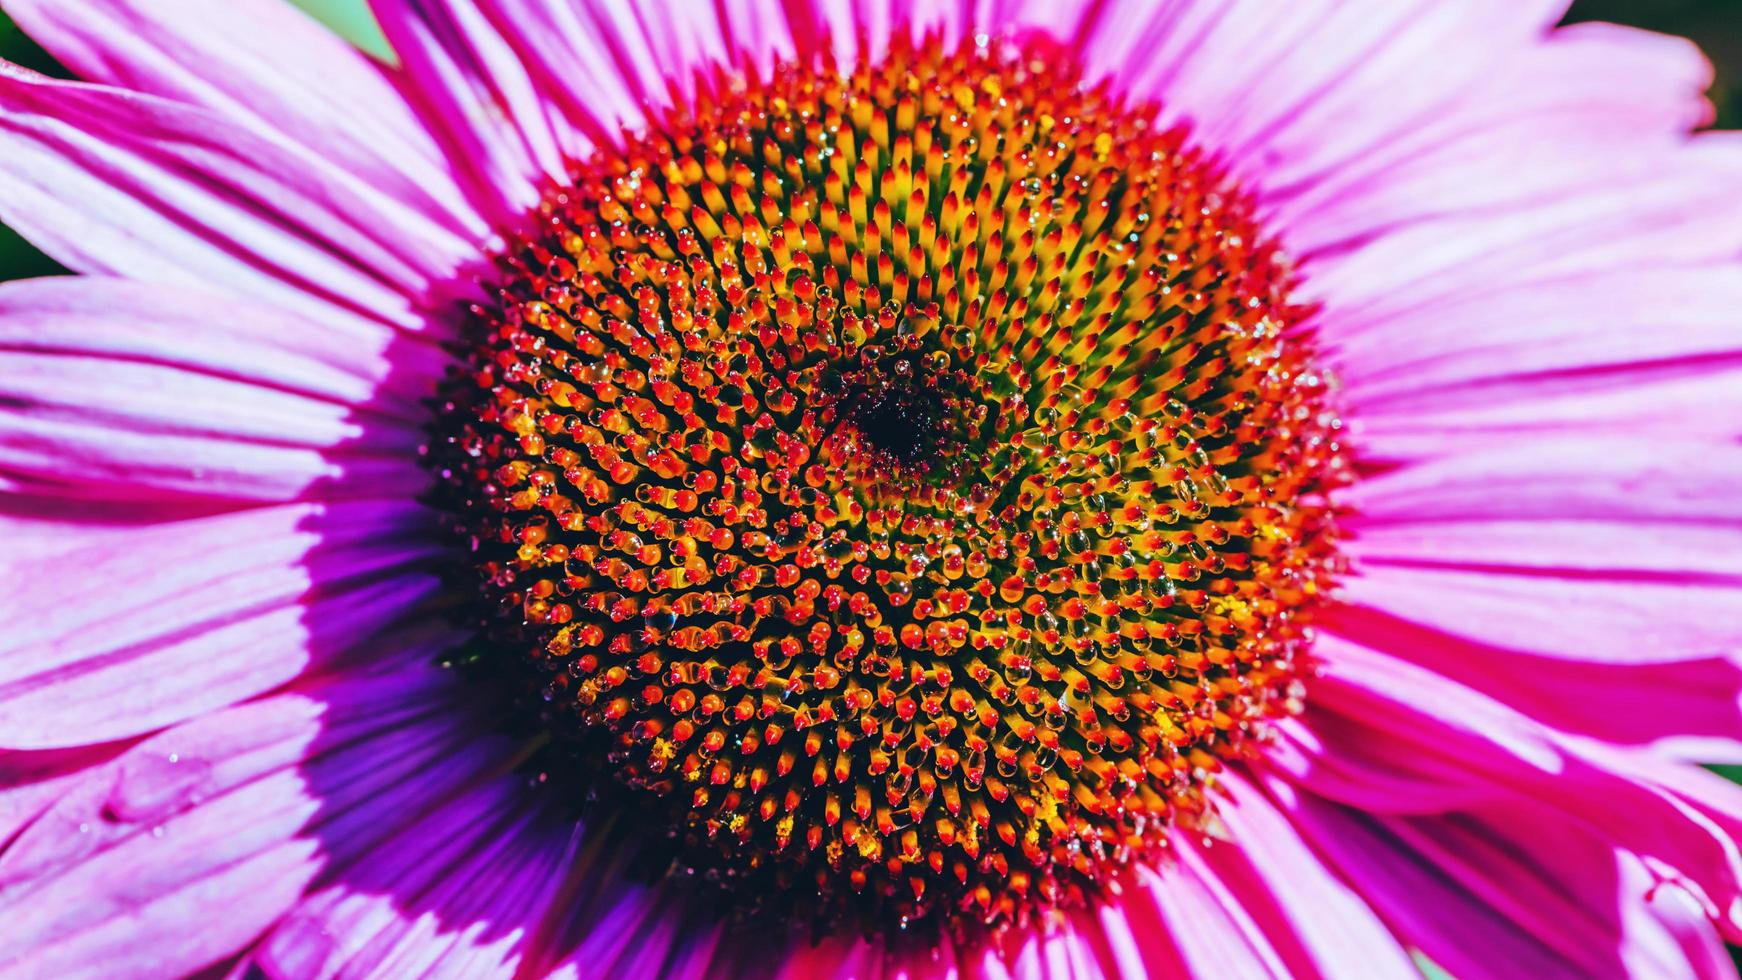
[429,35,1344,933]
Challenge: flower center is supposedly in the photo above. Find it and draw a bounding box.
[427,35,1343,935]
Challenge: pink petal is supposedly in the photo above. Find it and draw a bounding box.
[1323,604,1742,762]
[1283,638,1742,940]
[367,0,582,226]
[2,0,488,244]
[0,653,514,979]
[0,278,440,502]
[255,782,575,980]
[1273,22,1715,255]
[0,501,443,748]
[0,64,469,331]
[1204,772,1419,979]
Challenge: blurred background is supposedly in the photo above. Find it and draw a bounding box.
[0,0,1737,278]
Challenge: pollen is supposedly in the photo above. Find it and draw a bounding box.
[427,34,1343,935]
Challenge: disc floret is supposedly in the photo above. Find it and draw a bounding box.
[428,35,1343,934]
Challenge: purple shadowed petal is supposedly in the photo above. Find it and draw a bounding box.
[0,647,516,979]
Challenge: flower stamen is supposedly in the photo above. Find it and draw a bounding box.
[428,34,1344,934]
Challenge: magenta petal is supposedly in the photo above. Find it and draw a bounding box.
[1273,784,1658,979]
[1323,604,1742,762]
[2,0,488,244]
[1339,557,1742,667]
[1204,772,1419,979]
[1126,854,1292,978]
[367,0,582,226]
[0,64,471,330]
[1289,639,1742,943]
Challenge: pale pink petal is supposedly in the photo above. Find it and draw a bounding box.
[1076,1,1565,198]
[0,501,444,748]
[0,277,447,419]
[1336,442,1742,660]
[0,277,443,502]
[2,0,488,243]
[1345,438,1742,525]
[481,0,750,149]
[1301,136,1742,321]
[0,356,421,501]
[1347,366,1742,460]
[0,744,127,853]
[1619,852,1737,979]
[1332,267,1742,415]
[0,65,471,330]
[1273,22,1715,254]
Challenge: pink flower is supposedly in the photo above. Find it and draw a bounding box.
[2,1,1741,977]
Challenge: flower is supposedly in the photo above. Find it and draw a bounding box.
[1,0,1740,977]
